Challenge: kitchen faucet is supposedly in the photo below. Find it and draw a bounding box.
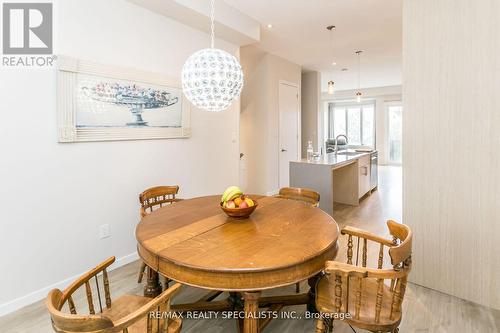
[334,134,349,154]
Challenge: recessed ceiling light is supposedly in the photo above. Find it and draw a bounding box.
[267,24,273,29]
[332,61,337,66]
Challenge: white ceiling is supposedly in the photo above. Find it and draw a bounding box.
[128,0,261,46]
[223,0,402,91]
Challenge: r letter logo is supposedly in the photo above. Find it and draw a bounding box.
[2,3,53,54]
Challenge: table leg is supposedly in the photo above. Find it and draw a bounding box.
[229,292,244,310]
[243,291,261,333]
[164,277,171,290]
[307,273,323,313]
[144,267,162,298]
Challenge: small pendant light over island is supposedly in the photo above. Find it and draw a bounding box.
[327,25,336,95]
[355,50,363,103]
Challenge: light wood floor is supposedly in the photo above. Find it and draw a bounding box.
[1,166,499,332]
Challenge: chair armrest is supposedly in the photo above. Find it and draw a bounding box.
[325,261,408,279]
[341,226,393,246]
[325,261,368,277]
[110,283,182,331]
[63,257,116,298]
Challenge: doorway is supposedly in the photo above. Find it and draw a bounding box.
[278,81,300,189]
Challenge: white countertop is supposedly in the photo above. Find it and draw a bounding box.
[291,150,376,168]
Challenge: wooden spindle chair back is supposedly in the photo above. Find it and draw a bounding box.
[276,187,320,207]
[46,257,182,333]
[318,220,412,333]
[140,186,181,217]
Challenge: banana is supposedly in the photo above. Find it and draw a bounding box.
[221,186,242,203]
[227,190,243,202]
[221,186,238,202]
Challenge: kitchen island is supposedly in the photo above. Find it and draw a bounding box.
[290,150,377,216]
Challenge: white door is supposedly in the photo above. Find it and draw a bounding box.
[279,82,299,188]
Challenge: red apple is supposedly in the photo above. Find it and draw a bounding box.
[239,201,249,208]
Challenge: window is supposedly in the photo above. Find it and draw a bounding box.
[326,101,375,147]
[387,104,402,164]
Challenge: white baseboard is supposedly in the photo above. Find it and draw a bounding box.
[266,189,279,196]
[0,251,139,318]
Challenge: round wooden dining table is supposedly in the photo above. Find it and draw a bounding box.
[136,195,339,333]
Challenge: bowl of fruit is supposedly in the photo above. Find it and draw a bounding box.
[220,186,257,219]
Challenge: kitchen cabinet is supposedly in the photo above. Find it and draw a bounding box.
[290,150,377,215]
[358,155,371,198]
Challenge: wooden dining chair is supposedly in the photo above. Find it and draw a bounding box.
[276,187,320,207]
[46,257,182,333]
[138,185,182,285]
[139,185,182,218]
[276,187,320,293]
[314,220,412,333]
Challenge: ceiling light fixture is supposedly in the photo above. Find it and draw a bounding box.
[355,50,363,103]
[267,24,273,29]
[327,25,336,95]
[181,0,244,112]
[328,80,335,95]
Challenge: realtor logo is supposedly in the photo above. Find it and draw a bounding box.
[2,2,53,54]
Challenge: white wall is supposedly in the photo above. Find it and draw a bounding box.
[0,0,240,315]
[240,46,301,195]
[301,72,321,157]
[321,85,402,165]
[265,55,301,194]
[239,46,268,194]
[404,0,500,310]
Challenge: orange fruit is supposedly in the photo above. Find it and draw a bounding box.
[234,196,243,207]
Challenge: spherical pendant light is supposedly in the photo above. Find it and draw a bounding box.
[181,0,244,112]
[182,48,243,112]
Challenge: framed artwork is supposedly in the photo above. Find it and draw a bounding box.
[57,56,191,142]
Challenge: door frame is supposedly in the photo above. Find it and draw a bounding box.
[278,80,301,190]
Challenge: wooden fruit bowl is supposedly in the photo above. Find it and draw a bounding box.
[220,200,258,219]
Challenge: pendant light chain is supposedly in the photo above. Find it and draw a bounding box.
[181,0,244,112]
[355,50,363,102]
[357,51,361,90]
[327,25,336,95]
[330,28,333,82]
[210,0,216,48]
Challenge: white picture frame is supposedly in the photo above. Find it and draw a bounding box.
[57,56,191,142]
